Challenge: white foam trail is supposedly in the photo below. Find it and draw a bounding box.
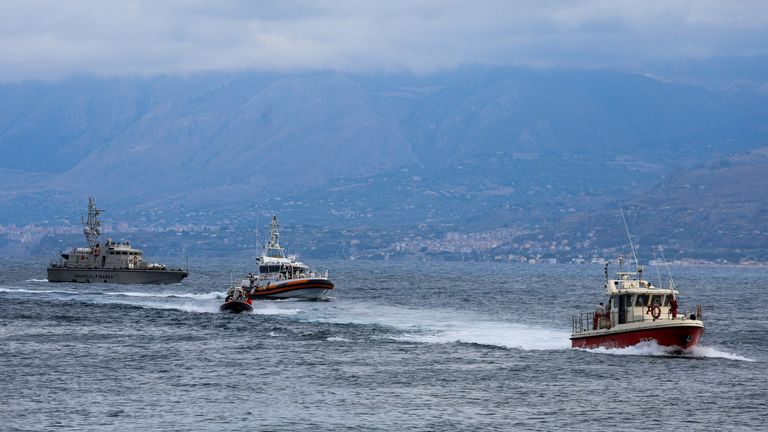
[395,324,570,351]
[104,291,225,300]
[326,336,351,342]
[139,301,219,314]
[98,299,219,314]
[580,340,754,362]
[0,287,78,295]
[25,278,48,282]
[252,305,302,316]
[685,345,755,362]
[302,301,570,351]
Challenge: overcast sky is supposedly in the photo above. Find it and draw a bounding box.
[0,0,766,81]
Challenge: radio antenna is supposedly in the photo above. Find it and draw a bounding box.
[658,247,677,299]
[620,208,639,271]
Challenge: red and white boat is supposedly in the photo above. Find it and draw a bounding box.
[571,261,703,350]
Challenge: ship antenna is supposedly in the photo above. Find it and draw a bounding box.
[256,212,260,246]
[652,247,663,288]
[82,196,104,248]
[658,247,677,299]
[620,208,640,272]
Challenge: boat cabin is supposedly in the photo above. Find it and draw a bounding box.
[54,238,151,270]
[600,271,679,329]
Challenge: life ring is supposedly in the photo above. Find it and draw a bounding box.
[80,255,86,261]
[649,305,661,320]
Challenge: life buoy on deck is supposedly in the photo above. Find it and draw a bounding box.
[80,255,86,261]
[648,305,661,320]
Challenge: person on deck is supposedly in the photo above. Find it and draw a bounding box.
[670,297,678,318]
[593,302,605,330]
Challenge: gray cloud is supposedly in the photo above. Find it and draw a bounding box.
[0,0,766,81]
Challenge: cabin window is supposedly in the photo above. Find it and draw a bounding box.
[635,294,649,307]
[663,295,671,306]
[260,265,282,273]
[121,251,128,255]
[651,295,663,306]
[622,294,633,307]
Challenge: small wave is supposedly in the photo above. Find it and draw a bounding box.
[326,336,351,342]
[580,340,754,362]
[25,278,49,283]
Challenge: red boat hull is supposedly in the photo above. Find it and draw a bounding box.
[571,324,703,349]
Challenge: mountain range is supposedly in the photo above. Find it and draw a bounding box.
[1,62,767,260]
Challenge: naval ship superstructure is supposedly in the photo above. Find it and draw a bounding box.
[47,198,188,284]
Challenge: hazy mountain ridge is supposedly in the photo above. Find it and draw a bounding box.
[1,65,767,259]
[549,148,768,261]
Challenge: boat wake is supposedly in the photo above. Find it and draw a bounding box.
[298,301,570,351]
[25,278,49,282]
[393,324,570,351]
[0,287,78,295]
[251,305,303,316]
[0,286,224,300]
[111,300,220,314]
[102,291,225,300]
[580,340,754,362]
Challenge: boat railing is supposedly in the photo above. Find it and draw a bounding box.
[572,306,703,334]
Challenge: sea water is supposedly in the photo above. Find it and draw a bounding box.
[1,257,766,431]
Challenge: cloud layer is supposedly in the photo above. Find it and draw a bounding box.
[1,0,767,80]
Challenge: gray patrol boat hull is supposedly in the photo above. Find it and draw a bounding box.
[47,267,188,284]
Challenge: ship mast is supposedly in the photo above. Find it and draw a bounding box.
[81,197,103,248]
[268,215,280,248]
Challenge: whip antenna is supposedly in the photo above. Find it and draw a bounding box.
[620,208,639,271]
[659,247,677,299]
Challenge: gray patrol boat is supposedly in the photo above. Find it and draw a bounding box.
[47,197,188,284]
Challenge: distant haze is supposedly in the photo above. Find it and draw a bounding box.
[1,1,767,81]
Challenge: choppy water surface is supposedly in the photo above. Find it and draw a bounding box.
[1,258,766,431]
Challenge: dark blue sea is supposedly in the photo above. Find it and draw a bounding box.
[1,257,766,431]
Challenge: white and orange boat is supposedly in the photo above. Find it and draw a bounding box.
[571,259,704,350]
[238,216,333,301]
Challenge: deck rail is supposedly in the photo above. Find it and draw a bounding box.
[572,305,703,334]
